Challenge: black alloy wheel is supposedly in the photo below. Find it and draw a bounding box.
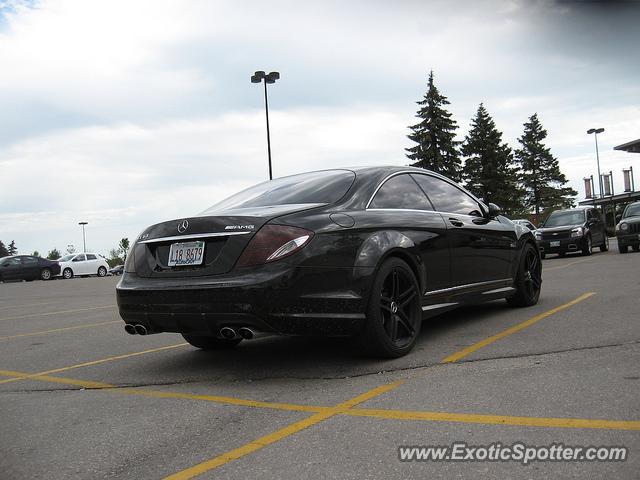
[360,257,421,358]
[507,243,542,307]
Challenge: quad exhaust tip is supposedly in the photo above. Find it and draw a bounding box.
[219,327,236,339]
[238,327,254,340]
[134,324,148,335]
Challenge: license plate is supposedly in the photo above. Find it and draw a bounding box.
[168,241,205,267]
[550,241,560,247]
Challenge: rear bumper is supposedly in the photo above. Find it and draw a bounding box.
[116,264,373,337]
[538,237,586,254]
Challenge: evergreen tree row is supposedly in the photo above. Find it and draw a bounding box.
[406,71,577,218]
[0,240,17,257]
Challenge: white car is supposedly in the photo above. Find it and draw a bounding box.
[56,253,109,279]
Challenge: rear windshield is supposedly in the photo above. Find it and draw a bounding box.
[544,210,586,227]
[202,170,355,213]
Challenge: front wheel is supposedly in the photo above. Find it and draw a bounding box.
[97,266,107,277]
[581,235,592,256]
[358,257,421,358]
[62,268,73,279]
[507,243,542,308]
[600,235,609,252]
[181,334,242,350]
[40,268,52,281]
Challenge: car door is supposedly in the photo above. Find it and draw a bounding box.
[1,257,22,280]
[72,254,88,275]
[367,173,451,292]
[21,256,40,279]
[85,254,99,275]
[411,174,516,286]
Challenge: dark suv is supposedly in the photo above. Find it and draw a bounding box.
[615,201,640,253]
[535,207,608,259]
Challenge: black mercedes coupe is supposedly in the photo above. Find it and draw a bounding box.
[116,166,541,357]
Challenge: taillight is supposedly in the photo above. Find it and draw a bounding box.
[236,225,314,267]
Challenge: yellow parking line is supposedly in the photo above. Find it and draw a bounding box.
[0,320,120,341]
[0,369,328,413]
[0,305,115,322]
[163,381,404,480]
[441,292,595,363]
[0,343,190,385]
[2,368,636,433]
[544,259,592,272]
[345,408,640,431]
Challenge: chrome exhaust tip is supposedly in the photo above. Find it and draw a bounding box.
[124,324,137,335]
[238,327,254,340]
[134,324,148,336]
[219,327,236,339]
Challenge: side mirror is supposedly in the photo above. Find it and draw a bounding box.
[487,203,501,218]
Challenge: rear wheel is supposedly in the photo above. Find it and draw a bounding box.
[358,257,421,358]
[581,235,592,256]
[181,334,242,350]
[62,268,73,279]
[97,266,107,277]
[507,243,542,308]
[600,235,609,252]
[618,244,628,253]
[40,268,52,281]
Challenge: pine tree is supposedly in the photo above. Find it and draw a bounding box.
[47,248,61,260]
[7,240,17,255]
[515,114,577,217]
[461,104,525,216]
[406,71,461,181]
[0,241,8,257]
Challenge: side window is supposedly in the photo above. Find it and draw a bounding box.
[86,254,97,260]
[369,174,433,210]
[23,256,38,265]
[7,258,21,266]
[412,174,482,216]
[73,254,86,262]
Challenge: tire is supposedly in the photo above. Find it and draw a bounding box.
[40,268,52,281]
[97,266,107,277]
[507,243,542,308]
[358,257,422,358]
[181,334,242,350]
[633,245,640,252]
[581,235,592,256]
[600,235,609,252]
[619,244,628,254]
[62,268,73,279]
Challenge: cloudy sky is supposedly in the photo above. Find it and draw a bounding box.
[1,0,639,257]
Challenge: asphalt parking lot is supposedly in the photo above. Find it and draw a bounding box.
[1,242,639,479]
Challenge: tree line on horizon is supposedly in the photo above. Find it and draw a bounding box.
[406,71,577,219]
[0,238,129,267]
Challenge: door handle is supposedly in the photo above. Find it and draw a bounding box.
[449,218,464,227]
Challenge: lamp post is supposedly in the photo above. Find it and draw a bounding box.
[587,128,605,198]
[251,70,280,180]
[78,222,88,253]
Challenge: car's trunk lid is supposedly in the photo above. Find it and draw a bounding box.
[133,204,324,278]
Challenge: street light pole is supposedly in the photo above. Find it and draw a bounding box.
[251,70,280,180]
[78,222,88,253]
[587,128,605,198]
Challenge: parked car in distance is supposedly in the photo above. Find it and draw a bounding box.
[0,255,61,282]
[615,201,640,253]
[512,219,536,231]
[117,166,541,358]
[535,206,608,259]
[109,265,124,275]
[56,253,109,279]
